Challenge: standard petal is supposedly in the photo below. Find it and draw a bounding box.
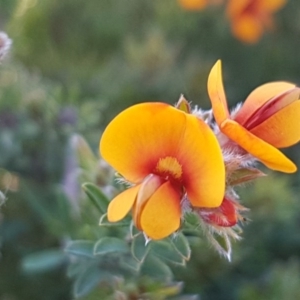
[235,82,296,125]
[107,184,141,222]
[220,119,297,173]
[100,103,187,183]
[177,114,225,207]
[250,101,300,148]
[140,181,181,240]
[207,60,230,124]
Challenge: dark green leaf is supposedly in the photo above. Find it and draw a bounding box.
[183,212,201,228]
[206,232,232,261]
[141,254,173,281]
[64,240,95,258]
[94,237,129,255]
[82,182,109,214]
[73,265,112,298]
[131,233,150,263]
[99,213,131,227]
[22,249,66,274]
[150,240,185,265]
[120,255,141,272]
[170,232,191,261]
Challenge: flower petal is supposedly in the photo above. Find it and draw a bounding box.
[107,184,141,222]
[230,15,263,44]
[206,197,238,227]
[260,0,287,12]
[100,103,187,183]
[207,60,230,125]
[227,0,251,17]
[133,174,164,230]
[250,101,300,148]
[178,114,225,207]
[140,181,181,240]
[244,88,300,130]
[220,119,297,173]
[235,82,296,125]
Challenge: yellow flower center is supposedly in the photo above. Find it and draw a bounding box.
[155,156,183,180]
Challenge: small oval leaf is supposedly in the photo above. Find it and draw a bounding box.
[22,249,66,274]
[131,233,150,263]
[82,182,109,214]
[99,213,131,227]
[150,240,185,265]
[94,237,129,255]
[141,254,173,281]
[170,232,191,261]
[73,265,112,298]
[64,240,95,258]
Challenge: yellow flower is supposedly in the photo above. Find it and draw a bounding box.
[226,0,287,43]
[207,60,300,173]
[100,102,225,239]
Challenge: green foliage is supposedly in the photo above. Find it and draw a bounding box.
[82,182,109,215]
[1,0,300,299]
[22,249,66,274]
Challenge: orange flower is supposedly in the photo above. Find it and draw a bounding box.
[226,0,287,43]
[100,102,225,240]
[207,60,300,173]
[178,0,223,11]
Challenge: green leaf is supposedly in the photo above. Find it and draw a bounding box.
[73,264,112,298]
[82,182,109,214]
[206,232,232,261]
[94,237,129,255]
[141,254,173,281]
[99,213,131,227]
[170,232,191,261]
[150,240,185,265]
[183,212,201,228]
[22,249,66,274]
[67,261,86,278]
[130,223,141,238]
[131,233,150,263]
[120,255,141,271]
[64,240,95,258]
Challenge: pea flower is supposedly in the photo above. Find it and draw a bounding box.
[207,60,300,173]
[100,102,225,240]
[226,0,287,43]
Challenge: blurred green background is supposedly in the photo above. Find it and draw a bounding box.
[1,0,300,299]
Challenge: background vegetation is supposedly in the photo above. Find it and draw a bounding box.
[1,0,300,299]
